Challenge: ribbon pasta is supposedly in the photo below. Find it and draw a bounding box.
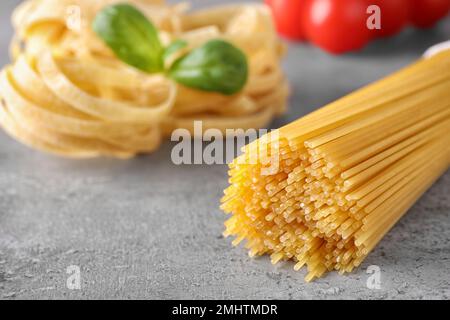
[0,0,289,158]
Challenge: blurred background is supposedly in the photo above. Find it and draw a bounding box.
[1,0,449,125]
[0,0,449,300]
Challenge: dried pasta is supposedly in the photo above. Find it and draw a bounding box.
[0,0,288,158]
[221,49,450,282]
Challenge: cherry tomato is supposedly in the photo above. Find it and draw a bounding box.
[265,0,305,40]
[302,0,372,54]
[371,0,410,37]
[410,0,450,28]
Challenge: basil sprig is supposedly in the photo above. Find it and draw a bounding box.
[93,3,248,95]
[93,3,164,73]
[168,40,248,95]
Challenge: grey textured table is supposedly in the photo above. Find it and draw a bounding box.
[0,0,449,300]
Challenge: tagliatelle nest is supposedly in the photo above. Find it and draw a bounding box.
[0,0,289,158]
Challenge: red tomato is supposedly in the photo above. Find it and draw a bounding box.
[410,0,450,28]
[302,0,372,54]
[371,0,410,37]
[265,0,305,40]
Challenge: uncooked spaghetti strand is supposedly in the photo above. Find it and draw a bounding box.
[222,49,450,281]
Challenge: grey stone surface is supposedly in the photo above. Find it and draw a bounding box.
[0,0,449,300]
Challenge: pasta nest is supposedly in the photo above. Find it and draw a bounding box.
[0,0,289,158]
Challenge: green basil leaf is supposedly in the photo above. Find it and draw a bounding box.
[168,39,248,95]
[163,40,188,61]
[93,3,164,73]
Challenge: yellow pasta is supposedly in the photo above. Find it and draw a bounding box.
[0,0,289,158]
[221,49,450,282]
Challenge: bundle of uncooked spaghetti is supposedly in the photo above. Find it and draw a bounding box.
[0,0,288,158]
[221,49,450,282]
